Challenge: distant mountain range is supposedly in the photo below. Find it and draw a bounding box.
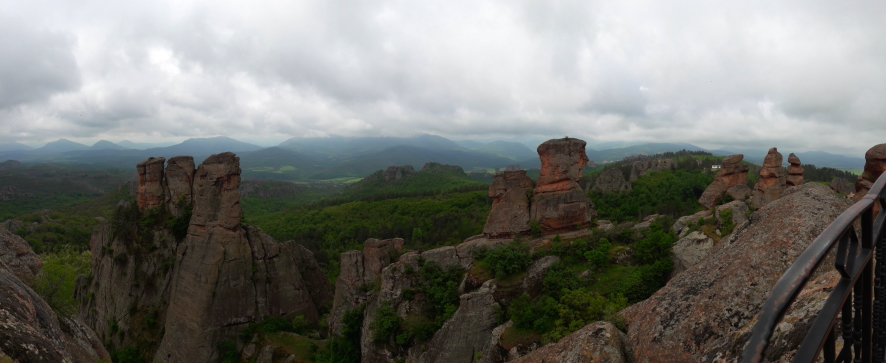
[0,135,866,181]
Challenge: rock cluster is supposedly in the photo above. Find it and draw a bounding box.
[364,165,417,182]
[785,153,804,187]
[751,148,787,208]
[697,154,750,209]
[629,158,674,181]
[483,170,535,238]
[0,185,34,201]
[1,223,109,362]
[592,168,632,194]
[482,138,596,237]
[79,153,332,362]
[421,162,465,173]
[621,183,851,362]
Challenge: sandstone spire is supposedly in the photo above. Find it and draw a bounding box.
[136,157,166,210]
[785,153,804,187]
[482,170,534,238]
[164,156,195,216]
[530,138,596,232]
[751,148,786,208]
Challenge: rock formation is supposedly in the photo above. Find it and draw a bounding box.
[751,147,787,208]
[592,168,632,194]
[716,200,749,230]
[629,159,674,181]
[855,143,886,201]
[136,157,166,210]
[0,227,42,285]
[830,177,853,195]
[328,238,404,335]
[785,153,804,187]
[421,162,465,173]
[0,159,21,170]
[164,156,195,216]
[671,231,714,275]
[510,321,633,363]
[620,183,851,362]
[531,138,596,232]
[364,165,417,182]
[1,224,109,362]
[482,170,534,238]
[697,154,749,209]
[78,153,332,362]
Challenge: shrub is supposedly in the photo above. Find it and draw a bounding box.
[316,306,364,363]
[217,341,238,363]
[719,208,736,236]
[583,238,611,269]
[34,248,91,317]
[543,290,628,343]
[509,294,558,332]
[614,258,673,303]
[632,224,675,265]
[474,240,532,278]
[529,219,542,237]
[541,263,581,297]
[370,301,401,344]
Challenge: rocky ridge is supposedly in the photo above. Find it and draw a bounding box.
[77,153,332,362]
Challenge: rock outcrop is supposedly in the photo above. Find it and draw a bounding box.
[79,153,332,363]
[751,147,787,208]
[698,154,750,209]
[421,162,465,173]
[716,200,749,231]
[365,165,417,182]
[511,321,633,363]
[0,228,41,285]
[629,159,674,181]
[830,177,853,195]
[328,238,404,335]
[136,157,166,210]
[671,231,714,275]
[785,153,804,187]
[483,170,535,238]
[531,138,596,232]
[164,156,195,216]
[0,159,21,170]
[855,143,886,202]
[620,183,851,362]
[1,225,109,362]
[592,168,632,194]
[672,210,712,238]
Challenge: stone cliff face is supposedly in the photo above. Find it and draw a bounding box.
[621,183,850,362]
[629,159,674,181]
[79,153,331,363]
[1,225,109,362]
[531,138,596,233]
[482,171,534,238]
[751,147,787,208]
[364,165,417,182]
[137,157,166,210]
[785,153,804,187]
[698,154,749,209]
[592,168,632,194]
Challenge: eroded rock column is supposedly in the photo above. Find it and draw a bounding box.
[530,138,596,233]
[751,148,786,208]
[136,157,166,210]
[164,156,195,216]
[482,170,535,238]
[786,153,804,187]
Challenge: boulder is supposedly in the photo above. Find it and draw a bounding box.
[136,157,166,210]
[164,155,195,216]
[631,214,663,231]
[0,219,23,233]
[785,153,804,187]
[510,321,632,363]
[726,184,751,201]
[751,148,787,208]
[698,154,749,209]
[672,210,712,238]
[531,138,595,233]
[483,170,534,238]
[521,255,561,296]
[620,183,852,362]
[0,228,41,285]
[829,177,853,195]
[593,168,631,194]
[715,200,749,231]
[671,231,714,275]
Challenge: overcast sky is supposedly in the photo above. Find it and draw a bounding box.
[1,0,884,154]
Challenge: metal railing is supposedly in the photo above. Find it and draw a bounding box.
[741,172,886,363]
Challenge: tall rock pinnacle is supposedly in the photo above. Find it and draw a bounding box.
[751,148,786,208]
[136,157,166,210]
[530,138,596,232]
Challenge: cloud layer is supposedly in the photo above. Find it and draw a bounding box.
[1,0,884,154]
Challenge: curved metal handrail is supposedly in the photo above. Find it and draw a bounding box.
[741,172,886,363]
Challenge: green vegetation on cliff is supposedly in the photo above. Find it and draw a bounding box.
[589,169,712,222]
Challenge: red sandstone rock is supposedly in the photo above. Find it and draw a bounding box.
[697,154,749,209]
[136,157,166,210]
[483,170,534,238]
[751,148,786,208]
[855,143,886,198]
[532,138,596,232]
[786,153,804,187]
[164,156,195,216]
[511,321,632,363]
